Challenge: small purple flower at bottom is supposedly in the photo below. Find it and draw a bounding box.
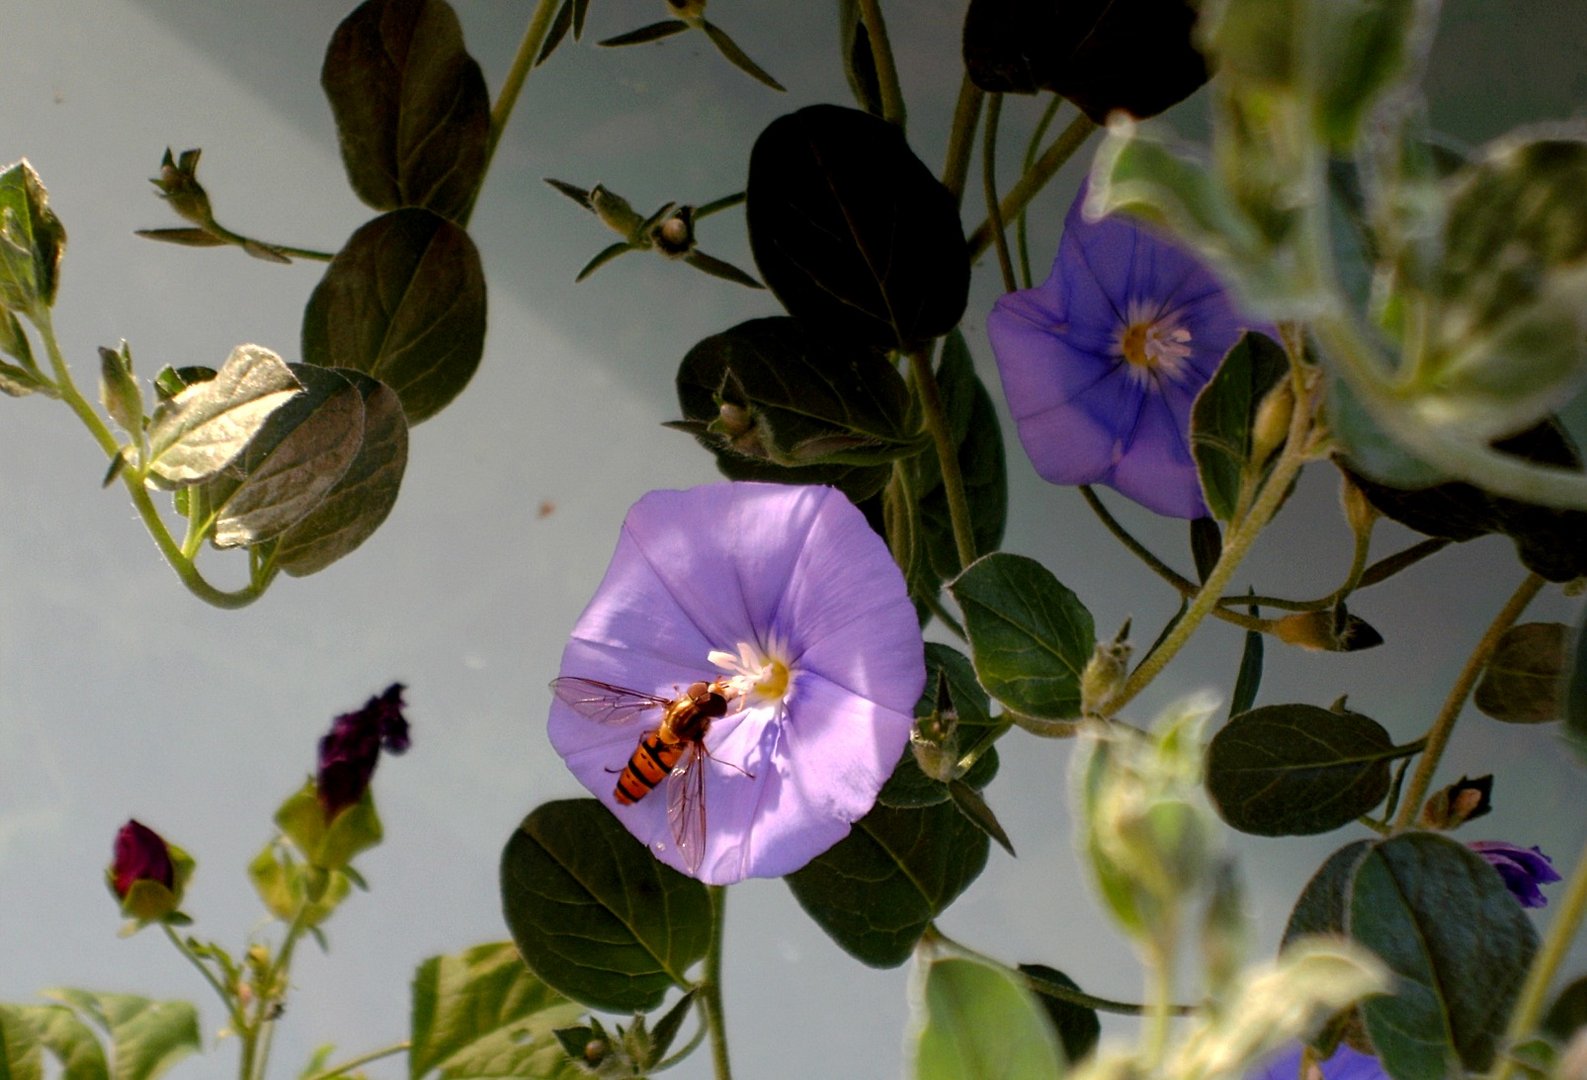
[987,183,1273,518]
[1470,840,1562,908]
[1249,1044,1386,1080]
[549,483,925,886]
[317,683,410,817]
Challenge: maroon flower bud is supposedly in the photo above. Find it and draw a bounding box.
[1470,840,1562,909]
[111,819,173,897]
[316,683,410,817]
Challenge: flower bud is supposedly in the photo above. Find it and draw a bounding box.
[1339,474,1379,537]
[316,682,410,817]
[1249,380,1294,467]
[650,206,696,257]
[1080,621,1132,716]
[150,148,214,228]
[106,819,193,926]
[1418,774,1493,830]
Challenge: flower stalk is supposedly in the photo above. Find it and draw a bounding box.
[967,114,1097,260]
[701,885,735,1080]
[856,0,906,128]
[908,346,978,571]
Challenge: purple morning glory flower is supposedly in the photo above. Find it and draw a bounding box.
[1249,1044,1386,1080]
[1470,840,1562,908]
[316,682,410,817]
[548,482,925,885]
[987,184,1272,518]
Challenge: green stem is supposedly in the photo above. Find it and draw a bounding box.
[463,0,560,226]
[1217,538,1451,612]
[302,1041,411,1080]
[1142,935,1178,1070]
[1016,96,1066,289]
[940,75,985,207]
[967,114,1097,260]
[161,925,248,1037]
[908,347,976,572]
[1391,571,1545,832]
[700,885,734,1080]
[33,309,263,608]
[981,93,1016,294]
[1492,828,1587,1080]
[250,898,318,1080]
[198,220,333,262]
[855,0,906,127]
[1102,369,1318,718]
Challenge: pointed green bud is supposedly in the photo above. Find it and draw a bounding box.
[1081,620,1132,716]
[98,341,144,439]
[589,185,647,243]
[150,148,215,228]
[1249,379,1293,467]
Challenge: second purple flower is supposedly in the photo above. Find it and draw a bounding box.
[987,184,1272,518]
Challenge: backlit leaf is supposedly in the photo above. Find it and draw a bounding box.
[10,1005,107,1080]
[500,800,710,1013]
[1192,331,1289,522]
[144,344,302,487]
[0,159,66,314]
[302,208,486,424]
[909,955,1064,1079]
[42,991,198,1080]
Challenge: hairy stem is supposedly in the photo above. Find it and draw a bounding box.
[700,885,734,1080]
[464,0,560,226]
[908,346,977,571]
[940,75,985,206]
[981,93,1016,293]
[1391,572,1545,832]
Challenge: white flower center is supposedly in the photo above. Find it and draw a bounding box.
[1114,299,1193,385]
[708,636,795,711]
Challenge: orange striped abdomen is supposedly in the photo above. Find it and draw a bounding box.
[614,731,684,804]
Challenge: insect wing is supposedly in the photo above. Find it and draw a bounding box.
[666,742,709,876]
[551,676,671,726]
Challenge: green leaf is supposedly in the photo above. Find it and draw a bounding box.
[1351,832,1539,1077]
[197,365,364,548]
[1281,839,1374,945]
[1567,602,1587,763]
[949,553,1095,721]
[132,227,227,249]
[408,942,585,1079]
[1474,622,1569,724]
[42,991,198,1080]
[746,105,969,351]
[11,1006,108,1080]
[0,159,66,315]
[500,800,711,1013]
[909,955,1064,1079]
[302,208,486,424]
[918,332,1007,579]
[321,0,490,221]
[784,798,989,968]
[1307,0,1426,151]
[1191,331,1290,522]
[1543,975,1587,1043]
[598,20,689,47]
[97,343,142,440]
[837,0,884,117]
[273,370,409,576]
[1190,516,1221,583]
[699,19,785,92]
[143,344,302,487]
[1017,965,1099,1064]
[1229,600,1264,718]
[0,1005,45,1080]
[1205,704,1397,836]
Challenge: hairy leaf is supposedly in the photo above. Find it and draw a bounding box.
[0,159,66,314]
[910,955,1064,1079]
[144,344,302,486]
[42,991,198,1080]
[1192,331,1289,522]
[1474,622,1568,724]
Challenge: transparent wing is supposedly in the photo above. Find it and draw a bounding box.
[667,743,708,876]
[550,676,669,726]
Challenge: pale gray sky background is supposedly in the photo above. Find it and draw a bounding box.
[1,2,1584,1076]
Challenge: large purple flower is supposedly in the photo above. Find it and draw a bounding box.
[1470,840,1561,908]
[1249,1044,1386,1080]
[548,482,925,885]
[987,184,1271,518]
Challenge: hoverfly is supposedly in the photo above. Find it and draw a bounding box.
[551,676,751,874]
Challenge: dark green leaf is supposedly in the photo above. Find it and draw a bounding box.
[1018,964,1100,1064]
[1474,622,1569,724]
[837,0,884,116]
[1568,603,1587,764]
[536,0,574,65]
[785,798,989,968]
[321,0,490,220]
[1351,832,1539,1076]
[918,332,1007,579]
[302,208,486,424]
[949,553,1095,720]
[598,20,688,47]
[1281,839,1374,945]
[144,345,302,487]
[197,365,364,549]
[962,0,1207,122]
[1543,976,1587,1043]
[1229,598,1264,718]
[947,780,1013,856]
[273,370,409,577]
[1191,331,1289,523]
[1190,517,1221,583]
[699,19,784,92]
[0,159,66,314]
[672,316,910,501]
[408,942,585,1079]
[910,955,1064,1079]
[646,990,698,1068]
[500,800,711,1012]
[10,1005,107,1080]
[42,991,199,1080]
[1205,704,1396,836]
[746,105,968,350]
